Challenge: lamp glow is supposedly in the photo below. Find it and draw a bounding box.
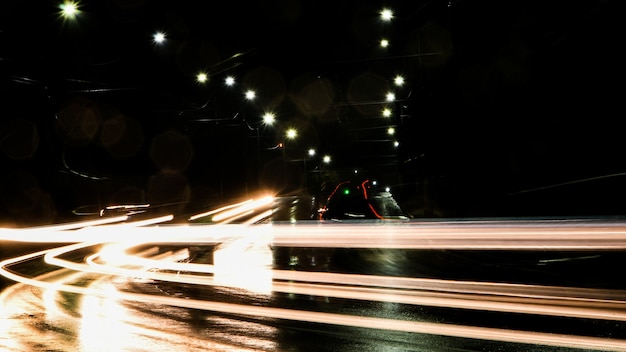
[196,73,208,83]
[286,128,297,140]
[380,8,394,22]
[153,32,166,44]
[394,75,405,87]
[245,90,256,100]
[262,112,275,125]
[59,1,80,19]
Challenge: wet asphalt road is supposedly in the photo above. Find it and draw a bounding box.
[2,238,626,352]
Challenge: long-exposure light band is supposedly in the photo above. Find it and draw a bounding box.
[1,249,625,352]
[2,198,626,350]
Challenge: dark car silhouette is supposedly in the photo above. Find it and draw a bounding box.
[319,179,407,220]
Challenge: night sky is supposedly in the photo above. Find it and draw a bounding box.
[1,0,624,225]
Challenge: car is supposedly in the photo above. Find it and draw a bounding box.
[318,179,408,221]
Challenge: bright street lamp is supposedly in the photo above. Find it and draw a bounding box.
[286,128,297,140]
[196,72,208,83]
[380,8,394,22]
[394,75,405,87]
[153,32,166,44]
[245,90,256,100]
[60,1,79,19]
[262,112,275,125]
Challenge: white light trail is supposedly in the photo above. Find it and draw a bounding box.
[41,241,626,321]
[2,254,626,352]
[265,222,626,249]
[2,204,626,350]
[0,215,128,242]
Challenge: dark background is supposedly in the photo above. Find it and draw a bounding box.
[1,0,624,226]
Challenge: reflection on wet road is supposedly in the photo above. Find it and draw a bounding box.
[2,200,626,351]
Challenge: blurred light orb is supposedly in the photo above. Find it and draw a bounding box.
[150,130,193,172]
[387,127,396,135]
[382,108,392,117]
[386,92,396,102]
[380,39,389,48]
[323,155,331,163]
[245,90,256,100]
[153,32,166,44]
[262,112,275,125]
[225,76,235,86]
[394,75,405,86]
[308,148,316,157]
[60,1,79,18]
[286,128,297,139]
[196,72,208,83]
[380,8,394,21]
[0,119,39,160]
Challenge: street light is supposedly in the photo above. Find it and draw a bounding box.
[394,75,405,87]
[304,148,316,192]
[380,8,394,22]
[286,128,297,140]
[60,1,79,19]
[196,72,208,84]
[262,112,275,125]
[254,111,276,190]
[152,32,166,44]
[245,90,256,100]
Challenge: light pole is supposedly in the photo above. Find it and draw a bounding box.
[320,154,331,183]
[255,112,275,189]
[304,148,316,192]
[282,128,298,188]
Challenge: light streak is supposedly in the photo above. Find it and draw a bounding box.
[265,222,626,249]
[100,203,150,216]
[0,215,128,242]
[188,199,254,221]
[210,196,274,222]
[2,203,626,350]
[43,242,626,321]
[7,218,626,249]
[2,256,626,352]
